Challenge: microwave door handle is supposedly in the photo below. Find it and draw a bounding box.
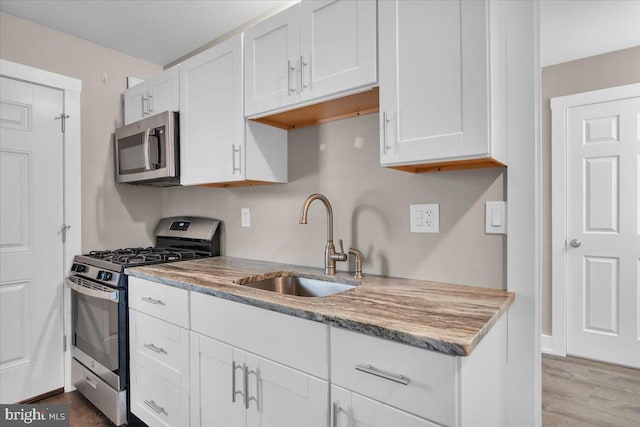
[143,128,151,171]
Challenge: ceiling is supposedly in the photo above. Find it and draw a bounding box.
[2,0,639,68]
[0,0,290,66]
[540,0,640,67]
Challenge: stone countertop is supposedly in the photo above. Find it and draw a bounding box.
[126,256,514,356]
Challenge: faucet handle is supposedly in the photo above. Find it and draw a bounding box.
[338,239,345,254]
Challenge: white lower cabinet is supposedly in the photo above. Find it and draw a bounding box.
[332,385,438,427]
[190,331,328,427]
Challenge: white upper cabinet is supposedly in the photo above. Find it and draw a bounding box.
[244,5,301,117]
[379,0,507,171]
[123,65,180,125]
[180,35,245,185]
[180,34,287,186]
[299,0,377,102]
[244,0,377,118]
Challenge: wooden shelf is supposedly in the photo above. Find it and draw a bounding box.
[252,87,379,130]
[388,157,506,174]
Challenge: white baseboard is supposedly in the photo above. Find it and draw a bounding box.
[541,334,554,354]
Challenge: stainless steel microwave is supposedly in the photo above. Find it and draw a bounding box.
[114,111,180,186]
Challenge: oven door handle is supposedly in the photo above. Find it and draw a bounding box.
[65,278,119,302]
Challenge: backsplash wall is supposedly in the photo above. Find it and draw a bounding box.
[163,113,506,289]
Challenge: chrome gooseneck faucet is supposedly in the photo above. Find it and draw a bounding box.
[299,193,348,275]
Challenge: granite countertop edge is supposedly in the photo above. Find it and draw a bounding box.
[125,258,514,357]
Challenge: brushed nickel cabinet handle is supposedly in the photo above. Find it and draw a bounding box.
[355,364,410,385]
[247,368,260,411]
[288,60,297,94]
[143,343,167,354]
[144,400,167,415]
[332,402,343,427]
[382,112,390,154]
[232,145,242,174]
[141,296,164,305]
[300,55,310,90]
[148,93,154,113]
[231,361,245,403]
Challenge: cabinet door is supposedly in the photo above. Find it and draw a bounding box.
[190,332,246,427]
[123,82,148,125]
[299,0,376,102]
[180,35,245,185]
[245,354,328,427]
[148,66,179,116]
[379,0,489,166]
[244,4,300,117]
[332,385,438,427]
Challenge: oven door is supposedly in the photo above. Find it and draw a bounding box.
[67,277,124,390]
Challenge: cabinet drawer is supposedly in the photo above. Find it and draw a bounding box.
[331,327,457,426]
[130,310,190,392]
[128,277,189,328]
[191,292,329,379]
[131,362,189,427]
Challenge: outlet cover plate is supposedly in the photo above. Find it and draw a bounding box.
[485,201,506,234]
[410,203,439,233]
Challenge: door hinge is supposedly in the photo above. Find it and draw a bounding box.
[54,113,70,132]
[61,224,71,243]
[63,335,67,352]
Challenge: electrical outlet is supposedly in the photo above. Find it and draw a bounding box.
[410,203,439,233]
[241,208,251,228]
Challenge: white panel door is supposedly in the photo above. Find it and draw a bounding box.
[299,0,377,102]
[244,4,300,117]
[180,35,245,185]
[0,76,65,402]
[124,81,148,125]
[379,0,489,166]
[331,385,438,427]
[566,96,640,368]
[190,332,245,427]
[148,66,179,117]
[245,354,328,427]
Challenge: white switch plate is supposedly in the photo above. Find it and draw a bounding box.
[410,203,439,233]
[485,201,506,234]
[241,208,251,228]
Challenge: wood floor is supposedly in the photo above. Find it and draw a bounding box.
[36,390,114,427]
[32,355,639,427]
[542,354,640,426]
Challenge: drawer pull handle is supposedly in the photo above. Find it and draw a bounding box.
[355,364,410,385]
[143,343,167,354]
[85,377,98,390]
[141,296,165,305]
[144,399,167,415]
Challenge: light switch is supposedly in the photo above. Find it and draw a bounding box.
[241,208,251,228]
[485,201,506,234]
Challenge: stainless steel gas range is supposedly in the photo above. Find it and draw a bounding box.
[66,217,220,426]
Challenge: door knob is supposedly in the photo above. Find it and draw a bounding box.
[569,239,581,248]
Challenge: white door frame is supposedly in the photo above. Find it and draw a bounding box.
[0,59,81,391]
[549,82,640,356]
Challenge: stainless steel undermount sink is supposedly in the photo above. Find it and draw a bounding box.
[237,273,358,297]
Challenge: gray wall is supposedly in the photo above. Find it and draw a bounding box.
[541,46,640,335]
[0,12,164,251]
[163,113,507,288]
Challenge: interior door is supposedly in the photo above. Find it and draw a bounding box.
[299,0,377,101]
[566,96,640,368]
[0,76,65,402]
